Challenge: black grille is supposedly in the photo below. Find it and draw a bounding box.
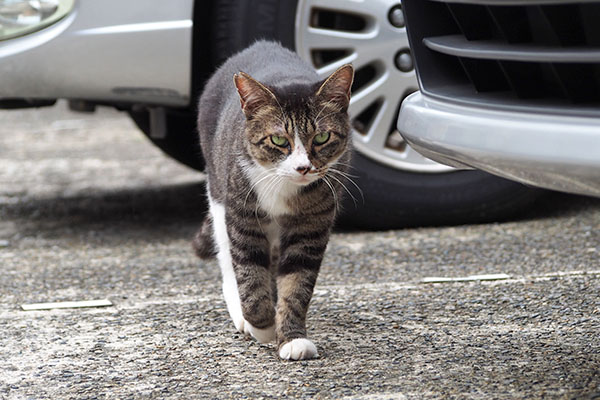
[402,0,600,115]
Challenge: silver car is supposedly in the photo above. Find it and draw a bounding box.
[0,0,538,229]
[398,0,600,198]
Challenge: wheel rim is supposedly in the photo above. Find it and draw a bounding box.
[295,0,454,173]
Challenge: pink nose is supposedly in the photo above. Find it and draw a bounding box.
[296,166,311,175]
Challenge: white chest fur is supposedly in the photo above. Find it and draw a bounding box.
[243,161,300,217]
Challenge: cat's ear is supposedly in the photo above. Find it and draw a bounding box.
[316,64,354,111]
[233,72,277,118]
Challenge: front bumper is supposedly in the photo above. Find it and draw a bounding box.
[398,92,600,197]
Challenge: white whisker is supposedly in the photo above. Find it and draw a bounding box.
[328,168,364,204]
[330,167,359,179]
[327,173,358,207]
[331,161,359,175]
[322,176,339,212]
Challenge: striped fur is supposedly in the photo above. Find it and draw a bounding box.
[194,41,354,360]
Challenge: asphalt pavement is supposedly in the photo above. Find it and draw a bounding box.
[1,102,599,399]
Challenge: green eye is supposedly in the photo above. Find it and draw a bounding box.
[271,135,289,147]
[313,131,330,145]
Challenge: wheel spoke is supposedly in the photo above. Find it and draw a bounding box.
[315,52,372,78]
[362,98,398,152]
[349,73,388,117]
[304,27,376,50]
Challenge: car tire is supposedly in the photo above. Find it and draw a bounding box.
[336,153,540,229]
[129,107,204,171]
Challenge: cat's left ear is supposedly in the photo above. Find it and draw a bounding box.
[234,72,277,118]
[316,64,354,111]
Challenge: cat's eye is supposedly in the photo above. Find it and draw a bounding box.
[313,131,330,145]
[271,135,289,147]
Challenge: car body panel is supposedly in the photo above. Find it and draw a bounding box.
[0,0,194,106]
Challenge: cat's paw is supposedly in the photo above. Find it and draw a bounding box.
[278,338,319,361]
[236,318,275,344]
[245,323,276,344]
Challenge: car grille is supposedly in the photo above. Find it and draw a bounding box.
[402,0,600,116]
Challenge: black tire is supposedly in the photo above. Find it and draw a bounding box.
[336,153,539,230]
[210,0,297,66]
[129,107,204,171]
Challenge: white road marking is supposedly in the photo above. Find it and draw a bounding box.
[21,299,112,311]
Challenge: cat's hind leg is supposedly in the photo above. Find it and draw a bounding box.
[209,197,275,343]
[192,213,217,259]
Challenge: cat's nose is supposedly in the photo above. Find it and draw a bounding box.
[296,166,311,175]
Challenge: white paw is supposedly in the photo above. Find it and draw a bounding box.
[279,338,319,360]
[235,318,275,344]
[245,322,276,344]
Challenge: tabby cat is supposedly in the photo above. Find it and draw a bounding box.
[193,41,354,360]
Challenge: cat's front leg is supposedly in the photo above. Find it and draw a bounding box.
[276,215,331,360]
[209,197,276,343]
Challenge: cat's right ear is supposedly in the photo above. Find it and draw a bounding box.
[233,72,277,118]
[315,64,354,112]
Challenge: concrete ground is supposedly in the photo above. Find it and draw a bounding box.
[0,103,599,399]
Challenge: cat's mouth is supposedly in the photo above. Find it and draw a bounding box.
[291,175,318,186]
[290,171,323,186]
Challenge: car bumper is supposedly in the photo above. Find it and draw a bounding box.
[398,92,600,197]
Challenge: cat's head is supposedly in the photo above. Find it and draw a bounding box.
[233,65,354,186]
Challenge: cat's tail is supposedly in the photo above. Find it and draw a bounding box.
[192,213,217,259]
